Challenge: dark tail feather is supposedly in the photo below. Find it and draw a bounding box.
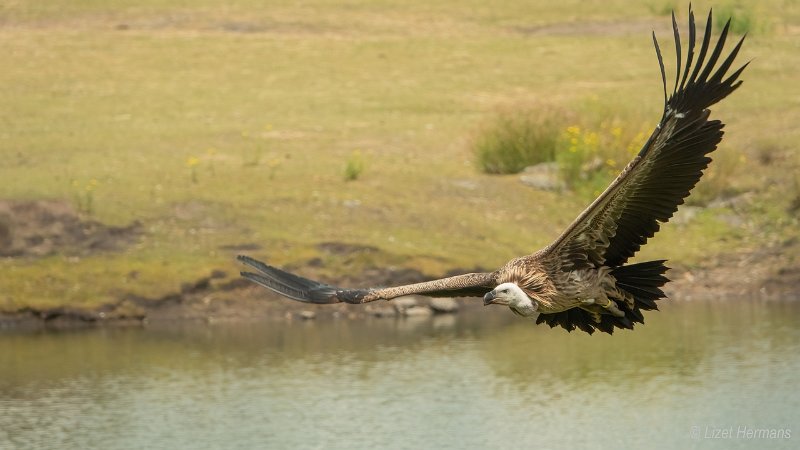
[612,260,670,315]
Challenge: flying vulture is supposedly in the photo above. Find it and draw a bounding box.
[238,8,748,334]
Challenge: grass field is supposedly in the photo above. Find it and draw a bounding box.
[1,0,799,310]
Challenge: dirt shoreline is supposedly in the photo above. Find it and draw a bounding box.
[2,254,798,330]
[1,199,798,330]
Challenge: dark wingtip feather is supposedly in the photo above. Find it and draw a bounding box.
[652,31,668,106]
[679,5,696,91]
[687,9,714,87]
[671,10,682,95]
[710,34,745,84]
[696,17,731,84]
[237,254,341,304]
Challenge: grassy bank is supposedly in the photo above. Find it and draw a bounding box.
[1,0,799,311]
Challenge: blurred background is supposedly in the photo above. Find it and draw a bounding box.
[1,1,798,448]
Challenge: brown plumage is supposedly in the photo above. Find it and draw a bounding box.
[238,8,747,334]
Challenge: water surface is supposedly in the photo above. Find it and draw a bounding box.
[1,300,798,449]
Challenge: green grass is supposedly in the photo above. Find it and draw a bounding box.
[1,0,799,310]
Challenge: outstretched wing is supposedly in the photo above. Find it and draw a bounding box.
[536,9,747,332]
[238,255,497,304]
[543,9,746,272]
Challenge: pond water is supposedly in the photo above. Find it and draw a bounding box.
[1,300,798,449]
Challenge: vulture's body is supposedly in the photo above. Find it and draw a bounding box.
[239,9,748,334]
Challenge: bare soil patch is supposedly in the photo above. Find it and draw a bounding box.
[0,199,142,258]
[512,19,673,37]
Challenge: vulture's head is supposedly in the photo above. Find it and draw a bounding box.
[483,282,538,316]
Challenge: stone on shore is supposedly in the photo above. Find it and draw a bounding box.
[404,305,433,317]
[429,298,459,314]
[519,162,564,191]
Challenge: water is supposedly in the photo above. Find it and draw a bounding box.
[1,300,798,449]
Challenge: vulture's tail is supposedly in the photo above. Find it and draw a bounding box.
[577,260,670,334]
[612,260,670,313]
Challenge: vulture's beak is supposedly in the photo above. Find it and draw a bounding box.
[483,290,496,306]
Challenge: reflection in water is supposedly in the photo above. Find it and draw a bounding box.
[1,301,798,449]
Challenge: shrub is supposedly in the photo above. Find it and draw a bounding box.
[715,2,766,35]
[474,108,566,174]
[555,120,650,198]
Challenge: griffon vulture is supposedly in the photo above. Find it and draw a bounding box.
[238,8,747,334]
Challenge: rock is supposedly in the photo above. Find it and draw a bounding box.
[366,305,396,318]
[718,213,746,228]
[672,205,703,225]
[428,298,459,314]
[392,296,418,313]
[403,306,433,317]
[451,179,478,191]
[298,310,316,320]
[581,156,604,176]
[708,192,754,209]
[519,162,564,191]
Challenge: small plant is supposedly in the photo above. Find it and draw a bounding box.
[72,178,99,215]
[241,130,263,167]
[186,156,200,183]
[267,157,282,180]
[788,180,800,215]
[243,144,263,167]
[474,108,566,174]
[344,150,365,181]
